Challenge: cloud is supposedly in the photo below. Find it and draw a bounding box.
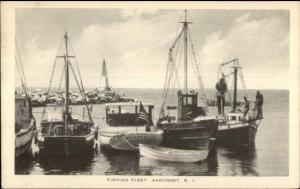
[67,11,179,89]
[16,37,59,88]
[199,13,289,89]
[120,9,160,19]
[17,10,289,90]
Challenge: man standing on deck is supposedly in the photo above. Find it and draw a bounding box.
[216,76,227,116]
[256,91,264,118]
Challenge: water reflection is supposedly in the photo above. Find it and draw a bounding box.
[15,143,260,176]
[37,153,94,175]
[15,145,260,176]
[15,152,35,174]
[100,148,141,175]
[216,145,258,176]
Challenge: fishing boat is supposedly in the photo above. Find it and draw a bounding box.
[15,47,36,157]
[157,10,218,150]
[215,58,263,147]
[37,32,96,155]
[99,102,163,151]
[139,144,208,163]
[15,95,36,157]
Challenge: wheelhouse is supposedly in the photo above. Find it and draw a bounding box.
[105,102,154,126]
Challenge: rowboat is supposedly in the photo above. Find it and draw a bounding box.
[139,144,209,163]
[110,130,163,151]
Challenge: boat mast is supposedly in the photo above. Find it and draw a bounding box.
[183,10,188,94]
[232,60,238,111]
[64,31,69,135]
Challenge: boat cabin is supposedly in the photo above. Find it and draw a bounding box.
[177,90,206,121]
[105,102,154,126]
[225,112,246,124]
[40,106,93,136]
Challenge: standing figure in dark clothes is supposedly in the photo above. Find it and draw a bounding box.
[256,91,264,118]
[216,77,227,115]
[242,96,249,120]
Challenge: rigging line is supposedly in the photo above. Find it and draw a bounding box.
[162,50,172,95]
[15,52,29,97]
[237,61,247,93]
[15,56,25,91]
[170,27,185,50]
[172,10,185,48]
[172,35,183,90]
[162,29,183,95]
[162,31,183,107]
[15,41,28,92]
[187,27,204,80]
[51,63,65,122]
[167,31,182,95]
[48,63,66,134]
[187,27,208,107]
[162,26,184,106]
[166,27,184,89]
[187,27,204,83]
[67,38,93,122]
[189,42,207,110]
[225,69,232,103]
[162,52,171,98]
[164,34,184,115]
[41,36,65,121]
[15,56,28,96]
[160,52,173,116]
[69,61,93,122]
[159,24,185,117]
[168,38,183,109]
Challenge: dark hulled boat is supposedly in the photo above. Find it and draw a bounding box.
[37,32,96,156]
[157,10,218,150]
[157,91,218,150]
[215,58,263,148]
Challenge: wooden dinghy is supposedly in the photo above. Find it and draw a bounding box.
[110,130,163,151]
[139,144,208,163]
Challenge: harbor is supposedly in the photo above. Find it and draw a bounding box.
[13,8,290,177]
[15,88,288,176]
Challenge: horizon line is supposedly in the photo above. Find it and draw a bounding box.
[19,86,289,90]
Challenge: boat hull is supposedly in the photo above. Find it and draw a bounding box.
[158,118,218,150]
[38,133,94,156]
[216,121,259,147]
[109,131,163,151]
[139,144,208,163]
[99,126,160,150]
[15,118,35,157]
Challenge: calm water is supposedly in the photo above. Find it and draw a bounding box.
[15,89,289,176]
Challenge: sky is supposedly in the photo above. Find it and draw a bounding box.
[15,8,289,89]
